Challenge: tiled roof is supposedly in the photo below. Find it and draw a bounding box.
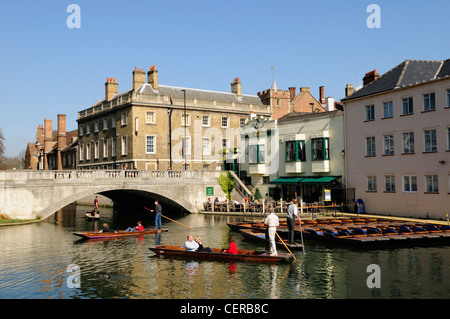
[342,59,450,101]
[137,83,263,106]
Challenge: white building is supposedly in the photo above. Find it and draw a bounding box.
[341,59,450,219]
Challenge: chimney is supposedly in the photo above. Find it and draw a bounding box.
[300,87,310,93]
[319,86,325,105]
[105,78,118,100]
[36,125,44,146]
[57,114,66,170]
[288,87,296,101]
[363,69,379,86]
[231,77,242,98]
[147,65,158,91]
[345,84,354,97]
[43,119,52,170]
[132,67,146,91]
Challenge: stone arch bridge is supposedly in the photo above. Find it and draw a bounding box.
[0,170,229,220]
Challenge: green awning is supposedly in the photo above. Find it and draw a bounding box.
[299,177,337,185]
[269,176,337,185]
[269,177,304,185]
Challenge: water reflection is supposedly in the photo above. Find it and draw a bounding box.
[1,204,450,299]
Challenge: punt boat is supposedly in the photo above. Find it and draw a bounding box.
[73,228,168,239]
[238,229,304,250]
[149,245,295,263]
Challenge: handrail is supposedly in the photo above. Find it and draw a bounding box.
[228,170,254,200]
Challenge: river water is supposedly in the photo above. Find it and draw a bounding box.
[1,204,450,300]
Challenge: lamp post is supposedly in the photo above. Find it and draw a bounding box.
[168,107,173,169]
[182,89,187,170]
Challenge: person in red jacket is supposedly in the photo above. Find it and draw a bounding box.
[223,236,238,254]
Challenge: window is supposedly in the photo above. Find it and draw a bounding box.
[182,136,191,156]
[221,117,229,128]
[111,115,116,128]
[424,129,437,152]
[385,175,396,192]
[94,121,99,132]
[312,137,329,160]
[103,118,108,130]
[94,141,99,159]
[146,135,155,154]
[182,114,190,126]
[286,140,306,162]
[403,175,417,192]
[447,89,450,107]
[86,143,91,160]
[365,105,375,121]
[423,92,435,111]
[121,136,127,155]
[203,138,211,156]
[112,138,116,157]
[79,125,84,136]
[367,176,377,192]
[383,101,393,118]
[425,175,439,193]
[249,144,265,164]
[79,144,84,161]
[121,112,127,126]
[383,135,394,155]
[145,111,156,124]
[202,164,210,171]
[366,136,376,156]
[202,115,210,127]
[447,127,450,151]
[103,140,108,158]
[240,118,246,126]
[86,123,91,135]
[402,132,415,154]
[402,97,413,115]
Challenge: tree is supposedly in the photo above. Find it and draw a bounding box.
[217,172,236,213]
[0,128,5,169]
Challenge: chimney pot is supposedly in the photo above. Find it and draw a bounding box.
[147,66,159,91]
[363,69,379,86]
[231,77,242,98]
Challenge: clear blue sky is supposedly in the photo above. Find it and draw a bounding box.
[0,0,449,157]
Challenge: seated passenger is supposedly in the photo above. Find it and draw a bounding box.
[223,236,238,254]
[125,221,144,232]
[195,236,211,252]
[185,235,199,251]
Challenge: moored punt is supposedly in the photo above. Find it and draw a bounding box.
[73,228,168,239]
[238,229,304,251]
[149,245,295,263]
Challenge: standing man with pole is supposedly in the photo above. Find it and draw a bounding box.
[287,198,301,245]
[264,207,279,256]
[149,200,162,229]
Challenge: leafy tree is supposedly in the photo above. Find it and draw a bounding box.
[217,172,236,213]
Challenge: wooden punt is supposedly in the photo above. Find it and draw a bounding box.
[149,245,295,263]
[73,228,168,239]
[238,229,304,250]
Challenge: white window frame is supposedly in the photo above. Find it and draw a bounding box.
[384,175,396,192]
[103,139,108,158]
[366,136,376,156]
[402,132,415,154]
[121,112,127,126]
[365,105,375,121]
[424,129,437,152]
[383,134,394,155]
[425,175,439,193]
[79,124,84,136]
[146,135,156,154]
[181,113,190,126]
[94,141,99,159]
[86,143,91,160]
[202,137,211,156]
[383,101,393,118]
[402,175,417,193]
[145,111,156,124]
[202,115,210,127]
[221,117,230,128]
[103,118,108,130]
[79,144,84,161]
[182,136,191,156]
[94,121,99,133]
[423,92,436,112]
[367,176,377,192]
[121,136,127,156]
[112,138,116,157]
[402,97,413,115]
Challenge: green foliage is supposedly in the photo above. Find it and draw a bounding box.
[217,171,236,201]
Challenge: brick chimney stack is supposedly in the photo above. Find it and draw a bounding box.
[133,67,146,91]
[147,65,158,91]
[319,86,325,105]
[105,78,118,101]
[363,69,379,86]
[231,77,242,98]
[289,87,296,101]
[57,114,66,170]
[43,119,52,170]
[36,125,44,146]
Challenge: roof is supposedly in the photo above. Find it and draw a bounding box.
[276,110,342,124]
[136,83,263,106]
[342,59,450,101]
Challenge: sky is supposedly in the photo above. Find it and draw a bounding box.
[0,0,449,158]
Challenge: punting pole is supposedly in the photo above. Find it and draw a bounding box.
[275,231,296,261]
[144,207,190,229]
[446,210,449,226]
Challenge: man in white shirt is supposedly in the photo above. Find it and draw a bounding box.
[185,235,199,251]
[264,208,279,256]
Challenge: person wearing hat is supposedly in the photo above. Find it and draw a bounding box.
[287,198,301,244]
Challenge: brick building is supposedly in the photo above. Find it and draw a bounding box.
[76,66,271,171]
